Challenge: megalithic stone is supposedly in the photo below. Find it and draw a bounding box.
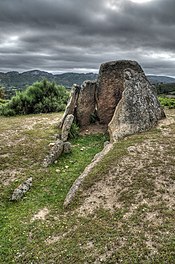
[97,60,144,125]
[108,62,165,141]
[58,84,80,128]
[76,80,97,127]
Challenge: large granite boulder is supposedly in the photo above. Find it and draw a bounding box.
[97,61,127,124]
[108,64,165,141]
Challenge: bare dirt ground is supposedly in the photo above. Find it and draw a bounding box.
[0,113,61,186]
[78,110,175,216]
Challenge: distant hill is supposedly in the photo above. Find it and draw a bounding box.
[0,70,175,98]
[147,75,175,84]
[0,70,98,91]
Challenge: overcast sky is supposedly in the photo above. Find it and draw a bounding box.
[0,0,175,76]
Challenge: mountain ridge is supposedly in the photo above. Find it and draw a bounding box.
[0,70,175,91]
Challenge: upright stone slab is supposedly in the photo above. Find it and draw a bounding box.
[61,114,74,142]
[108,65,165,141]
[76,80,97,127]
[97,60,144,125]
[59,84,80,128]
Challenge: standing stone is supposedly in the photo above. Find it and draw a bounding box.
[61,114,74,142]
[58,84,80,128]
[76,80,97,127]
[97,60,144,124]
[108,66,165,141]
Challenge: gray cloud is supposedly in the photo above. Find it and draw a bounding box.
[0,0,174,76]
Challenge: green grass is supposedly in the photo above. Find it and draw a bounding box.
[0,113,107,263]
[0,111,175,263]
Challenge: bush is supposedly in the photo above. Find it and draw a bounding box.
[0,80,69,116]
[1,105,16,116]
[0,99,8,104]
[159,97,175,109]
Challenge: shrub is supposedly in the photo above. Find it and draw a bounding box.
[1,106,16,116]
[0,80,69,116]
[159,97,175,109]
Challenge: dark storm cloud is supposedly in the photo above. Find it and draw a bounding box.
[0,0,174,76]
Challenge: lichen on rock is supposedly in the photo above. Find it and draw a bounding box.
[43,139,64,167]
[61,114,74,142]
[108,65,165,141]
[11,177,32,201]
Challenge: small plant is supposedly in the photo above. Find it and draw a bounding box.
[90,110,100,124]
[69,122,80,138]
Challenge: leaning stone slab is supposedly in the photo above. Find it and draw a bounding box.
[64,143,113,208]
[61,114,74,142]
[11,177,32,201]
[43,139,64,167]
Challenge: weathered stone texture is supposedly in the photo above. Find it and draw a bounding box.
[108,67,165,141]
[11,177,32,201]
[97,60,143,124]
[58,84,80,128]
[76,80,97,127]
[61,114,74,142]
[63,141,72,154]
[43,139,64,167]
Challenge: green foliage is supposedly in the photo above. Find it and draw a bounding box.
[69,122,80,138]
[0,99,8,104]
[159,96,175,109]
[1,80,69,116]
